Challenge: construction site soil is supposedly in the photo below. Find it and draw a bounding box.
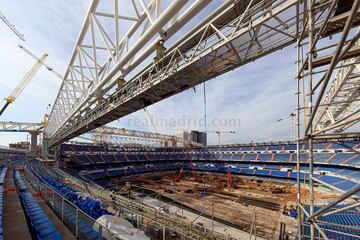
[112,172,337,239]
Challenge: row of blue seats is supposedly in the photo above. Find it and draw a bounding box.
[61,140,360,153]
[53,203,104,240]
[303,224,360,239]
[72,160,360,177]
[80,164,285,181]
[195,166,360,195]
[79,160,359,177]
[0,168,6,185]
[43,176,112,220]
[0,167,5,240]
[69,152,360,168]
[316,175,359,192]
[192,165,360,195]
[20,192,63,240]
[303,205,360,239]
[305,205,360,215]
[75,160,359,186]
[61,144,149,153]
[13,170,63,240]
[27,162,109,239]
[28,163,112,220]
[13,170,28,191]
[78,163,360,196]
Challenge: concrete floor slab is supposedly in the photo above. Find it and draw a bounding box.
[3,169,32,240]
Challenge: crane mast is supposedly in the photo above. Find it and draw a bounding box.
[277,112,296,141]
[0,10,25,41]
[0,53,48,116]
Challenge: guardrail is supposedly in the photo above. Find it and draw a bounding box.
[23,168,119,240]
[54,167,231,239]
[26,165,205,240]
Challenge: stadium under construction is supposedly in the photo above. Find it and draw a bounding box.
[0,0,360,240]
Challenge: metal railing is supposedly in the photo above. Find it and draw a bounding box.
[55,167,234,239]
[25,166,206,240]
[23,168,119,240]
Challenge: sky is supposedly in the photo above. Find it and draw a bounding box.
[0,0,298,146]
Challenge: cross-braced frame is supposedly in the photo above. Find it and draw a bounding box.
[296,0,360,239]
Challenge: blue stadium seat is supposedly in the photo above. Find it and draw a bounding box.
[13,171,63,240]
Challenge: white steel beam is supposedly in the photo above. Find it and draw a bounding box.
[314,34,360,134]
[46,0,305,146]
[0,121,43,132]
[45,0,210,142]
[91,126,203,147]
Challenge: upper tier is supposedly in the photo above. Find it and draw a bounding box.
[61,140,360,168]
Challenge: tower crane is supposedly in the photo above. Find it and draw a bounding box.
[143,107,158,133]
[277,112,296,122]
[0,53,48,116]
[18,45,63,80]
[19,45,159,136]
[207,131,236,145]
[277,112,296,141]
[0,10,25,41]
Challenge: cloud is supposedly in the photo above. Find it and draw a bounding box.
[0,0,88,145]
[1,1,298,146]
[110,45,297,145]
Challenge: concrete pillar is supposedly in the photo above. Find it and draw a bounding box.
[30,132,38,152]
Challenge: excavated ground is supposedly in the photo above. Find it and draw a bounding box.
[113,172,337,239]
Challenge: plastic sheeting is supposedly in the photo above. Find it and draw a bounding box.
[94,215,150,240]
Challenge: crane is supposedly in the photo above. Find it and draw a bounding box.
[0,53,48,116]
[207,131,236,145]
[0,10,25,41]
[18,45,63,80]
[143,107,158,133]
[18,46,161,139]
[173,167,184,182]
[227,168,233,190]
[277,112,296,141]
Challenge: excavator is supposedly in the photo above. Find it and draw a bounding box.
[227,168,234,190]
[173,167,184,182]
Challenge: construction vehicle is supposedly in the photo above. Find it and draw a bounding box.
[0,53,48,116]
[173,167,184,182]
[0,10,25,41]
[172,158,199,182]
[189,157,200,181]
[227,168,234,190]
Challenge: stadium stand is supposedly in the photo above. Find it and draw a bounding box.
[25,161,110,240]
[59,140,360,197]
[0,167,6,240]
[28,162,112,220]
[13,170,63,240]
[303,205,360,239]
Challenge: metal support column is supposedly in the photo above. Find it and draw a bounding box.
[295,1,303,237]
[306,0,315,238]
[296,0,360,238]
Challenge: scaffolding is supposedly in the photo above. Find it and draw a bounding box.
[296,0,360,239]
[37,0,360,238]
